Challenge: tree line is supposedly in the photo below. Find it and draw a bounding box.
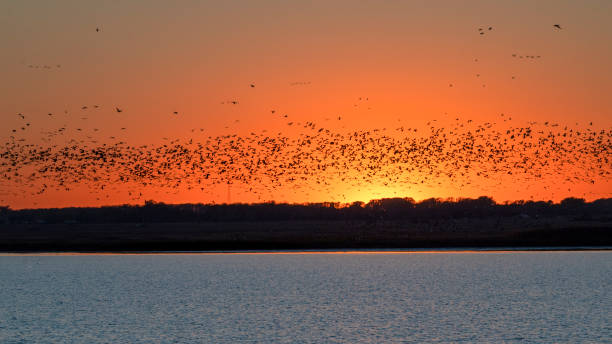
[1,197,610,224]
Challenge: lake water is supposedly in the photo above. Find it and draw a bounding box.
[0,251,610,343]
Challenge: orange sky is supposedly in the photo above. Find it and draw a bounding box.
[1,1,611,209]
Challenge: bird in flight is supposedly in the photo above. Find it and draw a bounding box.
[553,24,562,30]
[116,107,123,113]
[478,27,492,35]
[250,84,255,88]
[173,111,179,115]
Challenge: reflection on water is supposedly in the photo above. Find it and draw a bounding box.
[0,251,610,343]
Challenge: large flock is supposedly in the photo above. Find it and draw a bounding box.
[1,108,610,203]
[2,23,611,204]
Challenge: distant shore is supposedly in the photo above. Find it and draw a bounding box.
[1,220,610,253]
[2,247,612,255]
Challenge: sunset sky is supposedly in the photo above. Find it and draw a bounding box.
[1,0,611,209]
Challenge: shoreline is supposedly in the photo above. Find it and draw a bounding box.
[2,220,610,253]
[2,246,612,255]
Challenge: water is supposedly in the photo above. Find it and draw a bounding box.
[0,251,610,343]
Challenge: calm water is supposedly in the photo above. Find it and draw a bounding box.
[0,251,610,343]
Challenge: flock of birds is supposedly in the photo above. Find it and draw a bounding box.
[3,22,610,205]
[511,54,541,60]
[26,64,61,70]
[1,105,610,204]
